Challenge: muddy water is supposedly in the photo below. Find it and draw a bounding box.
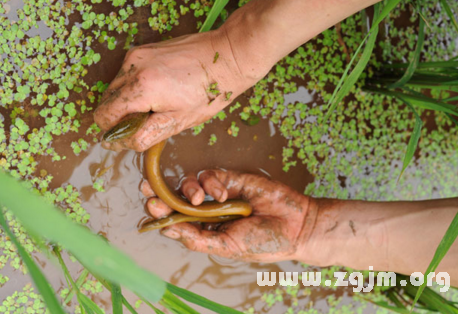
[0,1,375,312]
[65,106,317,313]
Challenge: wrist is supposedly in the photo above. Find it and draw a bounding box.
[294,199,389,271]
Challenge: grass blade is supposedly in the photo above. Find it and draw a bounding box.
[396,97,423,179]
[112,283,124,314]
[384,60,458,69]
[446,113,458,127]
[0,212,66,314]
[372,0,402,26]
[0,171,166,302]
[136,295,166,314]
[324,17,379,120]
[410,212,458,311]
[161,290,200,314]
[54,247,105,314]
[440,0,458,33]
[90,273,139,314]
[79,294,105,314]
[167,283,243,314]
[199,0,229,33]
[325,0,404,120]
[444,95,458,102]
[388,7,425,88]
[64,269,90,304]
[364,87,458,116]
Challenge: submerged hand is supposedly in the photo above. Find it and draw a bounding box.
[144,170,317,263]
[94,30,264,152]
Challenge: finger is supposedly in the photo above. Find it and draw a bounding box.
[94,74,151,131]
[197,169,280,204]
[101,112,177,152]
[198,170,228,203]
[161,224,242,259]
[180,174,205,206]
[147,198,174,219]
[96,63,138,116]
[140,180,156,198]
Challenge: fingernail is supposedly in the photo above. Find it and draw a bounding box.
[187,188,196,200]
[161,228,180,240]
[214,189,223,201]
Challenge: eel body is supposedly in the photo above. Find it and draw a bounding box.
[101,113,252,231]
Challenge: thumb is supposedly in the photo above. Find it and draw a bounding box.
[161,224,242,259]
[102,112,177,152]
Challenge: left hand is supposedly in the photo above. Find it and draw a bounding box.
[142,169,317,263]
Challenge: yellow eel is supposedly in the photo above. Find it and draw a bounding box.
[102,113,252,232]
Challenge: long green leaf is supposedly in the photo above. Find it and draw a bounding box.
[112,283,124,314]
[0,212,66,314]
[446,113,458,127]
[440,0,458,33]
[161,290,200,314]
[137,295,166,314]
[64,269,90,304]
[54,247,105,314]
[167,283,243,314]
[411,213,458,311]
[384,60,458,69]
[199,0,229,33]
[90,273,139,314]
[324,17,379,120]
[372,0,403,26]
[325,0,404,120]
[364,87,458,116]
[389,7,425,88]
[0,171,166,302]
[397,97,423,179]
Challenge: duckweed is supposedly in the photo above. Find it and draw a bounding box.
[1,0,457,312]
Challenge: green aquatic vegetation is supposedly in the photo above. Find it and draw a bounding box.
[208,133,217,146]
[93,178,105,192]
[227,121,239,137]
[71,138,89,155]
[207,82,221,96]
[0,284,47,314]
[0,171,244,313]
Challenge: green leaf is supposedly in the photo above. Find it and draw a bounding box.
[90,274,139,314]
[325,0,403,120]
[388,6,425,88]
[64,269,90,304]
[364,87,458,116]
[54,247,105,314]
[93,53,101,63]
[0,172,166,302]
[324,19,378,120]
[440,0,458,33]
[0,212,66,314]
[411,213,458,311]
[112,283,124,314]
[167,283,243,314]
[199,0,229,33]
[160,290,200,314]
[396,97,422,179]
[79,294,105,314]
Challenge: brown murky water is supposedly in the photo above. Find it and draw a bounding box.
[1,1,327,312]
[2,1,435,312]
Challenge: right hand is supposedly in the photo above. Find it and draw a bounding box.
[94,30,264,152]
[144,169,318,263]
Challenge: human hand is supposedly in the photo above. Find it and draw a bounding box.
[94,29,267,152]
[143,170,318,263]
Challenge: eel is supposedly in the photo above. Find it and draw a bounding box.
[102,112,253,232]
